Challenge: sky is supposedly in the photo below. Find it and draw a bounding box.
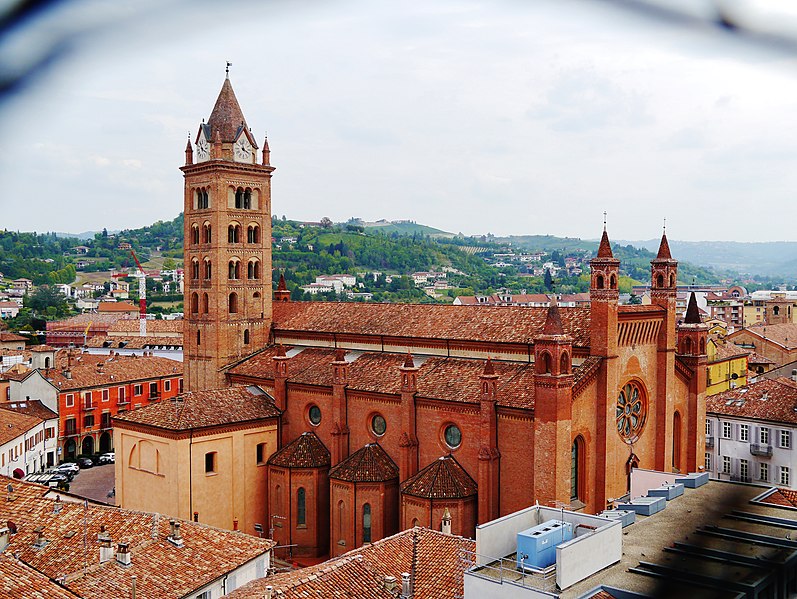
[1,0,797,242]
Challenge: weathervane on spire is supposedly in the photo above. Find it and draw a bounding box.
[603,211,607,231]
[226,61,232,79]
[663,217,667,233]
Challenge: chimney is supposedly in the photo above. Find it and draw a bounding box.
[63,369,72,380]
[33,526,46,549]
[441,507,452,535]
[264,586,274,599]
[116,541,131,566]
[0,526,9,553]
[383,575,397,592]
[792,369,797,382]
[233,518,239,531]
[401,573,412,598]
[168,520,184,547]
[53,495,63,514]
[99,527,113,563]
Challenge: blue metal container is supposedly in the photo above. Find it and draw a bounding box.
[516,519,574,570]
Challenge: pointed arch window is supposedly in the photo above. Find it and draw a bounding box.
[657,274,664,288]
[235,187,244,209]
[243,189,252,209]
[203,259,212,280]
[596,274,604,289]
[191,224,200,245]
[560,352,570,374]
[203,223,212,244]
[610,274,617,290]
[363,503,372,543]
[228,224,241,243]
[191,259,199,280]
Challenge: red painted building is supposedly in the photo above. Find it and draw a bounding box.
[50,352,182,457]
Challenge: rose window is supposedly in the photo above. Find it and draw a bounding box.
[616,382,646,443]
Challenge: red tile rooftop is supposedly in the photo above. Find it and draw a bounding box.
[706,377,797,423]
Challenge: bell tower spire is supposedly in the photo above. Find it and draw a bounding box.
[181,70,275,391]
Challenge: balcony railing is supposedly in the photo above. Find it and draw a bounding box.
[750,444,773,457]
[706,437,715,449]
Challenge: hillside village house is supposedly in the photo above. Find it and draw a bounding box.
[114,74,708,559]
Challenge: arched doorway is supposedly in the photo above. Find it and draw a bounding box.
[81,436,94,456]
[65,439,77,460]
[672,412,682,473]
[99,432,112,454]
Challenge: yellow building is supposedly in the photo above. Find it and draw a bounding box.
[113,385,280,535]
[706,336,749,396]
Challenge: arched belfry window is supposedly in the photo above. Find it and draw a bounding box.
[596,274,604,289]
[537,351,552,374]
[247,225,260,243]
[202,293,209,314]
[228,224,241,243]
[191,224,200,245]
[204,259,212,280]
[610,274,617,290]
[560,352,570,374]
[669,273,675,287]
[243,188,252,209]
[191,259,199,280]
[699,338,705,354]
[190,293,198,314]
[657,274,664,288]
[228,260,240,280]
[229,292,238,314]
[203,223,212,244]
[363,503,372,543]
[248,260,260,280]
[684,337,692,354]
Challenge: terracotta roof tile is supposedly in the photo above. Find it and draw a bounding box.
[748,353,776,365]
[229,554,392,598]
[353,527,475,599]
[0,332,27,342]
[108,319,183,334]
[97,301,139,313]
[268,431,330,469]
[400,455,477,499]
[0,554,80,598]
[0,475,274,599]
[736,323,797,349]
[329,443,399,482]
[272,301,592,347]
[760,488,797,508]
[86,335,183,349]
[706,378,797,423]
[229,348,540,410]
[47,353,180,392]
[114,385,280,431]
[0,399,58,421]
[0,409,42,445]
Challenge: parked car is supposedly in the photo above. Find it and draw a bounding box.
[77,457,94,469]
[56,462,80,475]
[98,453,115,465]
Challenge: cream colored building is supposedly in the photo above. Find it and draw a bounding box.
[114,385,280,535]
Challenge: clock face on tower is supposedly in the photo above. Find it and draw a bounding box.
[234,137,252,162]
[196,138,210,162]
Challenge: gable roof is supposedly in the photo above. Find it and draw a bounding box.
[272,301,591,347]
[268,431,331,469]
[329,443,399,483]
[113,386,280,431]
[730,323,797,350]
[400,455,477,499]
[0,475,274,599]
[0,408,42,446]
[0,554,81,599]
[0,399,57,421]
[706,377,797,424]
[48,353,182,392]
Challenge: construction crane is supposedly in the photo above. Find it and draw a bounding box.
[129,250,147,337]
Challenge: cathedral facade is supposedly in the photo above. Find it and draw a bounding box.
[175,75,707,557]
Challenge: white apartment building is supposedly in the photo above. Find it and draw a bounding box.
[705,377,797,489]
[0,404,58,477]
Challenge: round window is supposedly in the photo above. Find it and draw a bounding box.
[444,424,462,449]
[616,381,646,443]
[371,414,387,436]
[308,405,321,426]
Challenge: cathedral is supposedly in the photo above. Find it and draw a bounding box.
[121,73,707,558]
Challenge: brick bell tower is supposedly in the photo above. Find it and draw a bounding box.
[181,68,274,391]
[650,229,678,471]
[677,292,708,473]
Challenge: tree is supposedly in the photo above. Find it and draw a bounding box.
[320,217,333,229]
[27,285,69,318]
[544,269,553,291]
